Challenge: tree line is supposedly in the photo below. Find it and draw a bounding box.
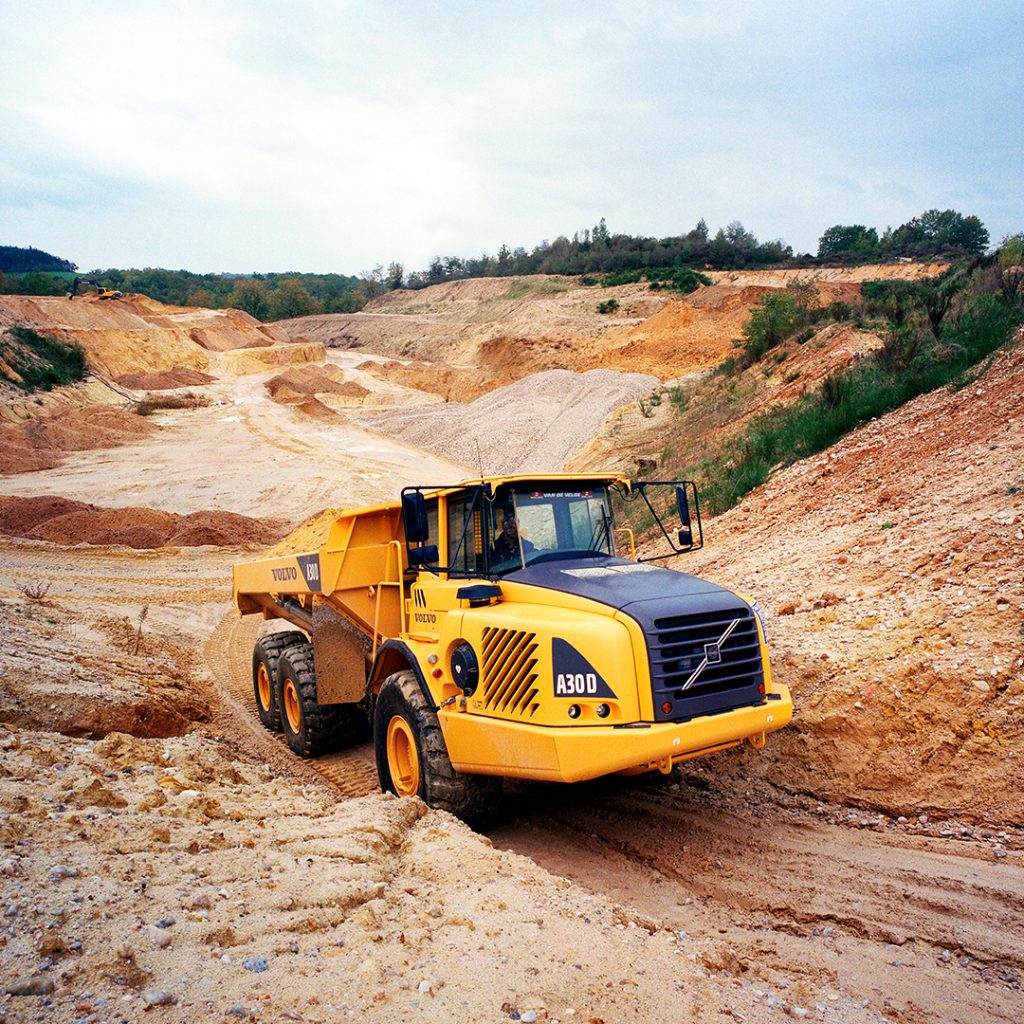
[1,209,1014,317]
[816,209,989,261]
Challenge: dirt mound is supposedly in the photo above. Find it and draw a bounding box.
[677,333,1024,821]
[0,405,156,475]
[116,367,217,390]
[265,364,370,406]
[0,293,322,379]
[269,505,346,556]
[0,496,289,549]
[360,367,660,475]
[359,358,494,402]
[0,605,211,738]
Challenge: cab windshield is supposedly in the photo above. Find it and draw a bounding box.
[488,484,614,574]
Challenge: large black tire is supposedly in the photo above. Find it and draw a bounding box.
[252,630,307,732]
[277,643,367,758]
[373,670,502,828]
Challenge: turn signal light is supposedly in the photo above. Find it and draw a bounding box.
[758,682,765,694]
[661,701,673,715]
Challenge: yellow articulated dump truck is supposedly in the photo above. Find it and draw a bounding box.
[232,474,792,823]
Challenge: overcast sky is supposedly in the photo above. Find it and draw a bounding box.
[1,0,1021,275]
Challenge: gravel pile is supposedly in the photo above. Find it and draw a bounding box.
[359,368,659,474]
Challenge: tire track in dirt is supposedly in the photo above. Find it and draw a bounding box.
[492,781,1024,1024]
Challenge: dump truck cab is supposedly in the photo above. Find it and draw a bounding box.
[232,473,792,823]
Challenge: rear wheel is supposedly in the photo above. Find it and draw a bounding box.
[252,631,306,732]
[278,643,367,758]
[373,670,502,827]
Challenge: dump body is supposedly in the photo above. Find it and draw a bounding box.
[233,473,792,785]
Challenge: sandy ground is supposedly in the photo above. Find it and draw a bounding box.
[0,353,468,520]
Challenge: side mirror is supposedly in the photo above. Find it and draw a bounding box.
[402,491,429,543]
[676,485,693,547]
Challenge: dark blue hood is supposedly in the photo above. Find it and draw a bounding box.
[503,555,733,611]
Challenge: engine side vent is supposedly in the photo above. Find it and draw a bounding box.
[481,627,540,717]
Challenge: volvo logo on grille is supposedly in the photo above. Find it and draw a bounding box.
[679,618,741,691]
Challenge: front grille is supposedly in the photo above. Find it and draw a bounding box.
[649,606,764,721]
[481,627,540,718]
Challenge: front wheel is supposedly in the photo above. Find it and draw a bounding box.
[373,670,502,828]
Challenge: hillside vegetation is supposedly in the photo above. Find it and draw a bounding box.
[0,325,87,392]
[607,250,1024,520]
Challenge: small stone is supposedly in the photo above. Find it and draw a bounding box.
[142,988,177,1006]
[189,894,213,910]
[994,848,1006,860]
[155,915,176,929]
[243,956,269,973]
[522,1011,538,1023]
[972,680,991,692]
[1,857,26,878]
[918,815,929,824]
[289,942,299,953]
[226,1005,246,1017]
[49,865,80,881]
[6,976,56,996]
[790,1009,810,1019]
[147,926,172,949]
[418,979,433,995]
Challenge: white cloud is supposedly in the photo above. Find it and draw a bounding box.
[1,0,1021,271]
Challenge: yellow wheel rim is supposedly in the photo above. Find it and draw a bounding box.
[283,678,302,734]
[256,663,272,711]
[386,715,420,797]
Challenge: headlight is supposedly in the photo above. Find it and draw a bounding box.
[750,600,768,642]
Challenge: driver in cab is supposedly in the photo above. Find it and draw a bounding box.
[491,505,534,570]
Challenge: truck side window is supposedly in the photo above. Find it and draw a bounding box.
[447,491,485,576]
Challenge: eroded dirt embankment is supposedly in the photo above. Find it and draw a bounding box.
[278,265,948,387]
[676,335,1024,822]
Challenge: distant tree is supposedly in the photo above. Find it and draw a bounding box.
[227,280,271,320]
[185,288,217,308]
[0,271,6,293]
[997,233,1024,267]
[16,272,65,296]
[888,209,989,257]
[269,278,317,320]
[385,261,404,290]
[817,224,879,260]
[0,246,76,273]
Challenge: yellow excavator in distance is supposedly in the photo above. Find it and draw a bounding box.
[68,277,122,300]
[232,474,793,824]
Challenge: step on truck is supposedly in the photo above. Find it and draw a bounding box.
[232,474,792,823]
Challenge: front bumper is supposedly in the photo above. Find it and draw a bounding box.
[442,685,793,782]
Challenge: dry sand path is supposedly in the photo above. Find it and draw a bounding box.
[0,353,468,521]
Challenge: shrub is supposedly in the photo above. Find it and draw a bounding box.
[1,327,87,391]
[596,299,620,314]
